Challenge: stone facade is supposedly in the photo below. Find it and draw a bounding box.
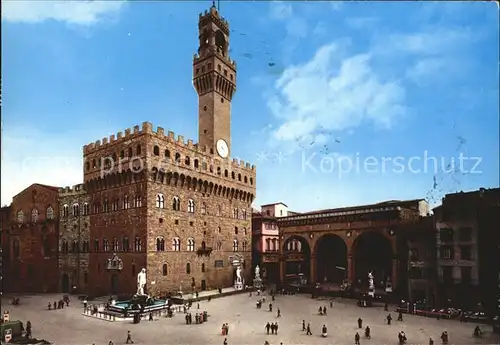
[2,184,60,292]
[82,5,256,297]
[58,184,90,293]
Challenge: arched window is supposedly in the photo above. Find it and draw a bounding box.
[13,239,20,258]
[93,202,100,214]
[224,170,228,177]
[156,194,165,208]
[71,240,79,253]
[250,177,253,185]
[122,237,129,251]
[31,209,38,222]
[134,237,142,251]
[185,156,190,165]
[244,176,248,183]
[134,195,142,207]
[231,171,235,179]
[82,241,89,252]
[218,226,221,233]
[46,206,54,219]
[153,145,160,155]
[233,208,238,219]
[83,203,90,215]
[61,240,69,253]
[187,238,195,251]
[123,196,130,209]
[113,237,119,251]
[112,199,119,211]
[201,263,205,273]
[103,199,109,212]
[238,173,241,181]
[136,145,142,155]
[234,227,238,235]
[241,209,247,220]
[216,205,222,216]
[272,239,277,251]
[162,264,168,276]
[186,263,191,274]
[243,227,247,235]
[201,202,207,215]
[266,238,271,251]
[201,241,206,250]
[103,239,109,252]
[165,150,170,159]
[233,239,238,252]
[94,238,99,251]
[242,241,247,251]
[216,241,222,251]
[188,199,195,213]
[172,196,180,211]
[73,204,79,216]
[194,159,199,168]
[172,237,180,251]
[175,153,181,162]
[156,237,165,251]
[128,147,133,157]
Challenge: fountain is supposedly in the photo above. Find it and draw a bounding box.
[106,268,170,316]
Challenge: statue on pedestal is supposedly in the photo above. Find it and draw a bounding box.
[255,265,260,278]
[368,271,375,290]
[236,266,242,283]
[137,268,147,295]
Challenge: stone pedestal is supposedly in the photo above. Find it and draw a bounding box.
[234,281,243,290]
[253,276,263,289]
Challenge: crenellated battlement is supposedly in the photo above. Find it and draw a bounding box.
[58,184,86,194]
[193,51,236,68]
[231,158,256,172]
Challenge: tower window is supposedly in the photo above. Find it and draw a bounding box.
[224,69,227,76]
[208,63,212,69]
[202,66,205,72]
[230,74,233,81]
[218,64,221,71]
[196,68,199,74]
[221,98,224,103]
[203,106,207,111]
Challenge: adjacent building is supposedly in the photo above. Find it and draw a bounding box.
[58,184,91,293]
[434,188,500,314]
[2,184,60,292]
[251,203,292,283]
[278,199,429,297]
[82,4,256,297]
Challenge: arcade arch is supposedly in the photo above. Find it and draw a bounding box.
[352,231,393,288]
[315,234,348,285]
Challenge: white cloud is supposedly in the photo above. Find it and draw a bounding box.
[345,17,380,30]
[1,0,125,25]
[267,43,406,151]
[0,124,114,206]
[269,1,293,20]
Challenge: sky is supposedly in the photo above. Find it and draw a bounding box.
[1,1,499,212]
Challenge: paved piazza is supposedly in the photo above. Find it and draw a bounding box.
[2,293,498,345]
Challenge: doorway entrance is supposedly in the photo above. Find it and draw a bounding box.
[111,274,118,294]
[61,274,70,293]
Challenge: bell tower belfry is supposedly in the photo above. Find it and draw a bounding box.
[193,3,236,159]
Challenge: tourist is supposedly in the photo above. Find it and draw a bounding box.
[321,324,327,337]
[277,308,281,317]
[384,303,388,311]
[440,331,448,344]
[270,323,275,334]
[387,314,392,325]
[302,320,306,331]
[108,341,113,345]
[149,312,153,321]
[398,311,403,321]
[364,326,370,339]
[319,306,323,315]
[53,301,56,310]
[125,330,133,344]
[25,321,31,338]
[355,332,360,345]
[221,324,226,335]
[306,323,312,335]
[358,317,363,328]
[269,303,272,312]
[224,323,229,335]
[48,302,51,310]
[323,306,327,315]
[223,338,227,345]
[83,299,88,309]
[265,322,271,334]
[429,337,434,345]
[330,300,333,308]
[273,322,278,334]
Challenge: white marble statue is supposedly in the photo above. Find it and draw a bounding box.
[236,266,242,283]
[137,268,147,295]
[255,265,260,278]
[368,271,375,290]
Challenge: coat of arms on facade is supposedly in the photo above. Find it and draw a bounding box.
[106,253,123,271]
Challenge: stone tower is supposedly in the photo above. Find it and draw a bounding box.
[193,4,236,159]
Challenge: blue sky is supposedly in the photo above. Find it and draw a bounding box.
[2,1,498,211]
